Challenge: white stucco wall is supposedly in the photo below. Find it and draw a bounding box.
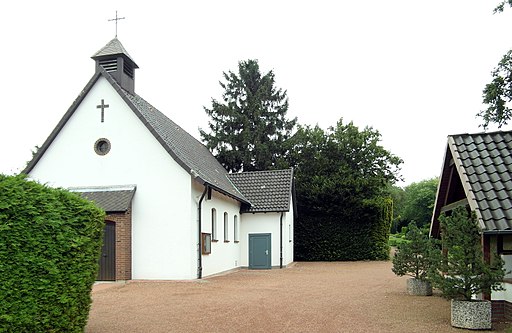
[284,197,294,265]
[29,77,196,279]
[239,196,294,268]
[240,212,282,267]
[193,182,242,277]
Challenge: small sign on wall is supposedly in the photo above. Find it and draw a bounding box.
[202,233,211,255]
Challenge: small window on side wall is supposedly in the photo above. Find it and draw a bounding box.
[224,212,229,242]
[211,208,217,241]
[234,215,239,242]
[202,233,211,255]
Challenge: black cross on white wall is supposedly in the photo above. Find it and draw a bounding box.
[96,99,109,123]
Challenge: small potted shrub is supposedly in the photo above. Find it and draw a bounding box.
[392,222,434,296]
[429,207,505,330]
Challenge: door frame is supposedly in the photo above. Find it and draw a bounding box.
[248,233,272,269]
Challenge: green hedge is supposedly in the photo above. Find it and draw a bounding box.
[0,174,105,332]
[294,197,392,261]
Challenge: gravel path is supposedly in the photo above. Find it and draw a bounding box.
[86,261,510,332]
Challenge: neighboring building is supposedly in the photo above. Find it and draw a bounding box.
[430,130,512,320]
[24,38,295,280]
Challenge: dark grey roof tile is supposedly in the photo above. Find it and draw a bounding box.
[228,169,293,213]
[491,209,506,220]
[448,131,512,232]
[496,164,508,174]
[497,190,510,200]
[481,209,493,221]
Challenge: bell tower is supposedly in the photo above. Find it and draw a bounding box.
[91,38,139,94]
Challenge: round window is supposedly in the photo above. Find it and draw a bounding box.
[94,138,111,155]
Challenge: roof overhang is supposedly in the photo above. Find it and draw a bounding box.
[69,184,136,213]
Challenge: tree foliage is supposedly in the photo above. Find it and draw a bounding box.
[200,59,403,261]
[429,207,505,301]
[287,120,402,213]
[494,0,512,13]
[479,50,512,128]
[392,222,436,280]
[200,59,296,172]
[0,174,105,332]
[478,2,512,128]
[390,178,438,233]
[287,120,402,260]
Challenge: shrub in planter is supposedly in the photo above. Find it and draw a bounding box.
[429,207,505,330]
[392,222,435,296]
[0,174,105,332]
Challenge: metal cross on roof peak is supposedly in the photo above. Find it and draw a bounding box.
[108,11,125,37]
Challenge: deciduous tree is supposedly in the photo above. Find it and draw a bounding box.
[287,119,403,260]
[479,50,512,128]
[478,1,512,128]
[391,178,438,233]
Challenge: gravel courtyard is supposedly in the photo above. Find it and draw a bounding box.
[86,261,510,333]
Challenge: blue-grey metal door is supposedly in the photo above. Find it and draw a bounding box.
[249,233,271,269]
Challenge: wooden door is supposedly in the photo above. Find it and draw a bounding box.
[97,221,116,281]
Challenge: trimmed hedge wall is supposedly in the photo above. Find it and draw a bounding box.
[294,197,392,261]
[0,174,105,332]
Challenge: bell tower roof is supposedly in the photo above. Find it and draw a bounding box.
[91,38,138,94]
[91,37,138,69]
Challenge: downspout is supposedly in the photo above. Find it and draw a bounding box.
[197,186,208,279]
[280,212,284,269]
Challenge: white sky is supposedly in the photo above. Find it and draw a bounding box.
[1,1,511,186]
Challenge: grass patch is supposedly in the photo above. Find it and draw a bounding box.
[388,233,409,247]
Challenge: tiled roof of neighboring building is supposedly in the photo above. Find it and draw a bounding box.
[450,131,512,232]
[228,169,294,212]
[70,185,136,212]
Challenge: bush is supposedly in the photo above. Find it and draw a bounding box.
[388,233,409,247]
[0,174,105,332]
[295,197,392,261]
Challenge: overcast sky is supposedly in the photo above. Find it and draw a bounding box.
[1,1,511,186]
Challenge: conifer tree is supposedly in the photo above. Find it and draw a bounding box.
[200,60,296,172]
[392,222,434,280]
[430,207,505,300]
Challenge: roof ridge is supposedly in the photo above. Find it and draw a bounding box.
[229,168,293,176]
[449,129,512,138]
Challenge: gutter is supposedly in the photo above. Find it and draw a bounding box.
[483,230,512,235]
[197,186,208,279]
[280,212,284,269]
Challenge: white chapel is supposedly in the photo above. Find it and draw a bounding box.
[24,38,295,280]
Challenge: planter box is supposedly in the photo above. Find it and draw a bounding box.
[407,278,432,296]
[451,299,491,330]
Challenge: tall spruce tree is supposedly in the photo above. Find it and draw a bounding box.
[200,59,296,172]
